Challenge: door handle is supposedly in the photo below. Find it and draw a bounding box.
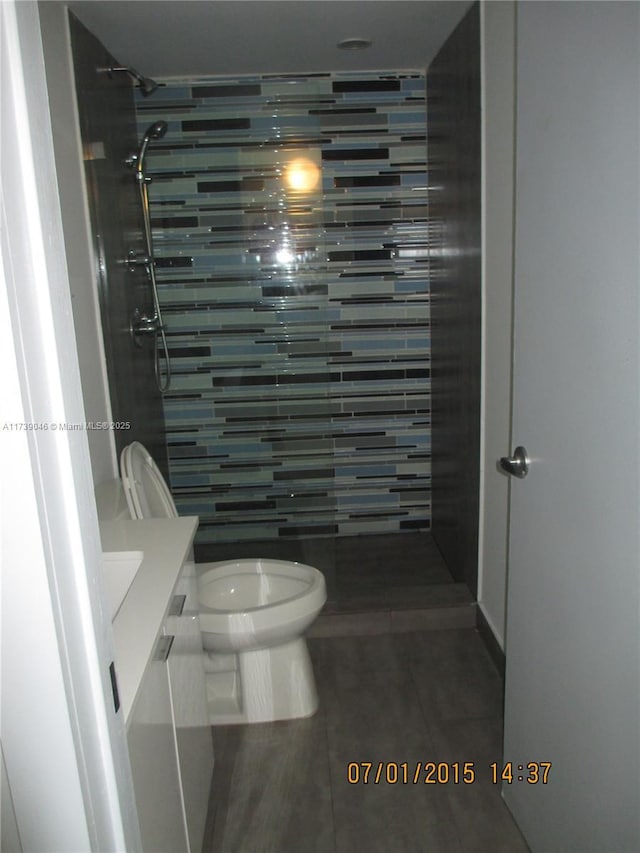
[168,594,186,617]
[499,446,529,479]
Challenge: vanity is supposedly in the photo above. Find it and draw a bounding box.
[97,482,214,853]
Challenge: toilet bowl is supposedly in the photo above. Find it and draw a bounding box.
[119,442,326,724]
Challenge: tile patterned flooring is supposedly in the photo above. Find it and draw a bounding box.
[202,629,530,853]
[195,532,476,626]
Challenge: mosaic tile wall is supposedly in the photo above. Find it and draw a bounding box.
[135,71,430,544]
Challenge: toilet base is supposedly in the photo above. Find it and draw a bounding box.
[204,637,319,724]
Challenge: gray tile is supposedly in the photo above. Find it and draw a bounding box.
[391,604,476,633]
[452,792,530,853]
[386,582,475,609]
[325,674,462,852]
[322,583,473,615]
[402,630,504,721]
[308,634,410,691]
[203,629,525,853]
[423,718,530,853]
[307,610,391,638]
[324,676,433,764]
[425,715,506,786]
[333,785,463,853]
[208,717,335,853]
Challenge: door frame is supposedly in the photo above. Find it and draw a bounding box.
[1,1,140,848]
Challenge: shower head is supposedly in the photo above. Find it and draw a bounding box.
[132,120,169,178]
[100,66,160,97]
[138,76,159,97]
[144,120,168,141]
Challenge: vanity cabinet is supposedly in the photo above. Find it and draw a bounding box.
[125,555,214,853]
[164,561,214,852]
[127,632,188,853]
[98,508,213,853]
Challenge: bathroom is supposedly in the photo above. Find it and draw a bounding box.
[47,0,491,626]
[3,0,510,849]
[6,1,640,851]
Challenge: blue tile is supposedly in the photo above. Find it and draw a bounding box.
[136,71,431,544]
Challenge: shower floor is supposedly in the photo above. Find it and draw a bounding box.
[194,532,475,632]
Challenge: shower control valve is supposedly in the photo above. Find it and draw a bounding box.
[126,250,152,272]
[130,308,162,347]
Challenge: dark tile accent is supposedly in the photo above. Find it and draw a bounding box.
[263,284,328,297]
[155,256,193,268]
[400,518,431,530]
[168,446,204,458]
[168,346,210,358]
[328,249,393,262]
[343,368,404,382]
[215,500,277,512]
[181,117,251,132]
[150,216,199,228]
[334,174,401,188]
[322,147,390,161]
[333,80,401,92]
[278,524,339,536]
[309,107,377,115]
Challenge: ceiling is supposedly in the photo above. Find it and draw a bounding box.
[67,0,473,79]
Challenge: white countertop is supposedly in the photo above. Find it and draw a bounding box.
[100,516,199,723]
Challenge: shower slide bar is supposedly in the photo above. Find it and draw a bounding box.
[127,120,171,393]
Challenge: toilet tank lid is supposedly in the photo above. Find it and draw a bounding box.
[120,441,178,520]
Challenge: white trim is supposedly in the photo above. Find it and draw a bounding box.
[1,1,140,848]
[477,0,488,623]
[476,0,517,650]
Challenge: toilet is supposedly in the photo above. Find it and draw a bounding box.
[119,441,326,725]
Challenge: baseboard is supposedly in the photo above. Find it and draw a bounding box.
[476,606,505,678]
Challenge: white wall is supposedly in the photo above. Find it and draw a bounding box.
[1,1,140,847]
[38,0,117,484]
[478,0,516,648]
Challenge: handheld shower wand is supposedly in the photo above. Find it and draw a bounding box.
[128,120,171,393]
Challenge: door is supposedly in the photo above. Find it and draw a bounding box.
[502,3,640,851]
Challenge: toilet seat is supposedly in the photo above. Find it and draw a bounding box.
[120,441,178,520]
[197,558,327,652]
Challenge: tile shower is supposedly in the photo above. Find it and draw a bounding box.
[135,72,432,552]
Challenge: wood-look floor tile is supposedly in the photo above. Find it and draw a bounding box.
[202,629,528,853]
[401,629,504,721]
[420,712,530,851]
[308,634,411,692]
[333,785,463,853]
[325,681,432,762]
[207,717,334,853]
